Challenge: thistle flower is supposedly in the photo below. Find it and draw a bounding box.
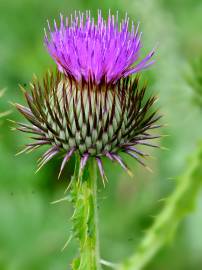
[45,10,155,84]
[15,11,160,184]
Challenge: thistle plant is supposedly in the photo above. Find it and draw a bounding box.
[14,11,161,270]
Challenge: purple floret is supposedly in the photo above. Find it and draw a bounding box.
[45,10,155,84]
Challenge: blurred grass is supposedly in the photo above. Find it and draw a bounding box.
[0,0,202,269]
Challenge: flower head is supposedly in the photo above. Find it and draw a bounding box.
[15,11,160,184]
[45,10,155,85]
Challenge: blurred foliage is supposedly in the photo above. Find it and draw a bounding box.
[0,0,202,270]
[119,142,202,270]
[186,57,202,108]
[0,89,10,118]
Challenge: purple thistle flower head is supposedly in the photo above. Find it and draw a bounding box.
[44,10,155,85]
[15,10,160,185]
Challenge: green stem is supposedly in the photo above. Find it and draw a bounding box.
[118,144,202,270]
[91,159,102,269]
[71,158,102,270]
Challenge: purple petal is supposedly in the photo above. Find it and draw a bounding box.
[45,10,155,84]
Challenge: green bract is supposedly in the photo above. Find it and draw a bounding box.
[15,70,160,183]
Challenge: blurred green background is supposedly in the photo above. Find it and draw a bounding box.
[0,0,202,269]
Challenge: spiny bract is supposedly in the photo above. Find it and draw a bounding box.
[16,71,160,182]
